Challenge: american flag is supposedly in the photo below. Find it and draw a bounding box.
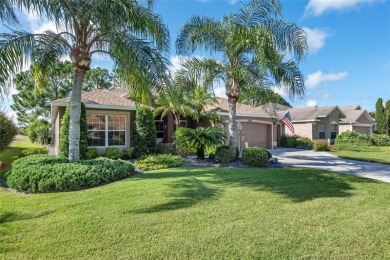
[281,112,295,134]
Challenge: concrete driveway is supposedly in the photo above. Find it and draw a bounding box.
[269,148,390,183]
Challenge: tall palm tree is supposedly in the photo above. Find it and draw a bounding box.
[176,0,307,152]
[0,0,169,161]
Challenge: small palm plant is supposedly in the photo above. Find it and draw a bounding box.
[174,127,226,159]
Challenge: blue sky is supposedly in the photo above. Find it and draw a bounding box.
[1,0,390,119]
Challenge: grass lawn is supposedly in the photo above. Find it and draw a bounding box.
[1,167,389,259]
[331,146,390,165]
[0,135,42,175]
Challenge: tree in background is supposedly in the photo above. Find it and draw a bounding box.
[375,98,386,134]
[0,110,17,152]
[27,119,51,145]
[0,0,169,161]
[11,61,73,127]
[83,68,113,92]
[386,99,390,135]
[240,87,291,107]
[176,0,307,155]
[132,106,157,158]
[59,103,88,159]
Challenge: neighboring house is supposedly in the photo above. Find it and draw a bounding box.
[51,88,281,155]
[278,105,375,143]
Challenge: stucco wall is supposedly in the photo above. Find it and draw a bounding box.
[285,122,313,139]
[339,124,353,134]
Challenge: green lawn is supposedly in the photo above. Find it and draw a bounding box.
[331,146,390,164]
[1,167,389,259]
[0,135,42,175]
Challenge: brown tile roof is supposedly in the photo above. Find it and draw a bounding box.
[206,98,277,117]
[339,106,374,123]
[277,106,346,121]
[54,88,136,107]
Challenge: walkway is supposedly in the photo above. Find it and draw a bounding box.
[269,148,390,183]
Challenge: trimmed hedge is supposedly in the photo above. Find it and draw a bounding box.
[214,145,235,163]
[85,148,100,159]
[242,147,269,167]
[20,147,48,157]
[135,154,184,171]
[5,155,135,193]
[313,140,328,151]
[121,147,134,159]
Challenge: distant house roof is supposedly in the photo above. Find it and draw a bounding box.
[277,106,347,122]
[339,106,374,124]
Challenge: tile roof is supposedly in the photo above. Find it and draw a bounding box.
[276,106,346,121]
[54,88,136,107]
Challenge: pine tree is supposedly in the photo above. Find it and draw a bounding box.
[385,99,390,135]
[59,102,88,159]
[132,106,157,158]
[375,98,386,134]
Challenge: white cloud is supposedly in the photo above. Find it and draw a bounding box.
[305,70,348,89]
[303,27,330,53]
[322,92,332,99]
[304,0,382,17]
[213,85,227,98]
[306,100,318,106]
[23,9,58,34]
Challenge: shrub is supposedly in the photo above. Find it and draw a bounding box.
[214,145,235,163]
[105,148,122,160]
[132,106,157,158]
[59,102,88,159]
[205,145,217,155]
[371,134,390,146]
[135,154,184,171]
[334,131,374,151]
[295,137,312,149]
[332,143,380,152]
[265,150,272,160]
[20,147,48,157]
[176,145,197,158]
[313,140,328,151]
[27,119,51,145]
[281,135,297,148]
[0,110,17,152]
[5,155,135,193]
[85,148,100,159]
[174,127,226,159]
[121,147,134,159]
[242,147,269,167]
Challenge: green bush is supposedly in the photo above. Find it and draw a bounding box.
[27,119,51,145]
[214,145,235,163]
[313,140,328,151]
[132,106,157,158]
[105,148,122,160]
[295,137,313,149]
[85,148,100,159]
[265,150,272,160]
[335,131,371,146]
[281,135,297,148]
[59,102,88,159]
[205,145,217,155]
[242,147,269,167]
[371,134,390,146]
[121,147,134,159]
[174,127,226,159]
[176,145,197,157]
[0,110,17,152]
[332,143,380,152]
[135,154,184,171]
[20,147,48,157]
[5,155,135,193]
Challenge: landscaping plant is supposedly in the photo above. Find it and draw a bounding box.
[122,147,134,159]
[132,106,157,158]
[20,147,48,157]
[313,140,328,151]
[0,110,17,152]
[174,127,226,159]
[135,154,184,171]
[5,155,135,193]
[105,148,122,160]
[214,145,236,163]
[27,119,51,145]
[242,147,269,167]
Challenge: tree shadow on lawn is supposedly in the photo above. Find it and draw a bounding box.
[0,210,55,224]
[127,167,377,213]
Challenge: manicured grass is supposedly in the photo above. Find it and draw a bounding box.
[1,167,389,259]
[331,146,390,164]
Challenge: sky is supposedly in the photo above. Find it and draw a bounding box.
[1,0,390,121]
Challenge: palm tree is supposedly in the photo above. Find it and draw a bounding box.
[0,0,169,161]
[176,0,307,152]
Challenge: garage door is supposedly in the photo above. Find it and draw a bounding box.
[238,122,270,148]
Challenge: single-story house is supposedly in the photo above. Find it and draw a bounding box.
[51,88,282,155]
[278,105,375,143]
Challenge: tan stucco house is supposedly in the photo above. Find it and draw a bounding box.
[278,105,375,143]
[51,88,282,155]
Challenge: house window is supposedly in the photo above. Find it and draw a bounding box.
[155,118,164,141]
[318,124,326,139]
[331,124,337,139]
[87,114,126,147]
[179,115,187,127]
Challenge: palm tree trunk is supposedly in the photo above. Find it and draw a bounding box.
[228,96,237,149]
[68,69,86,161]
